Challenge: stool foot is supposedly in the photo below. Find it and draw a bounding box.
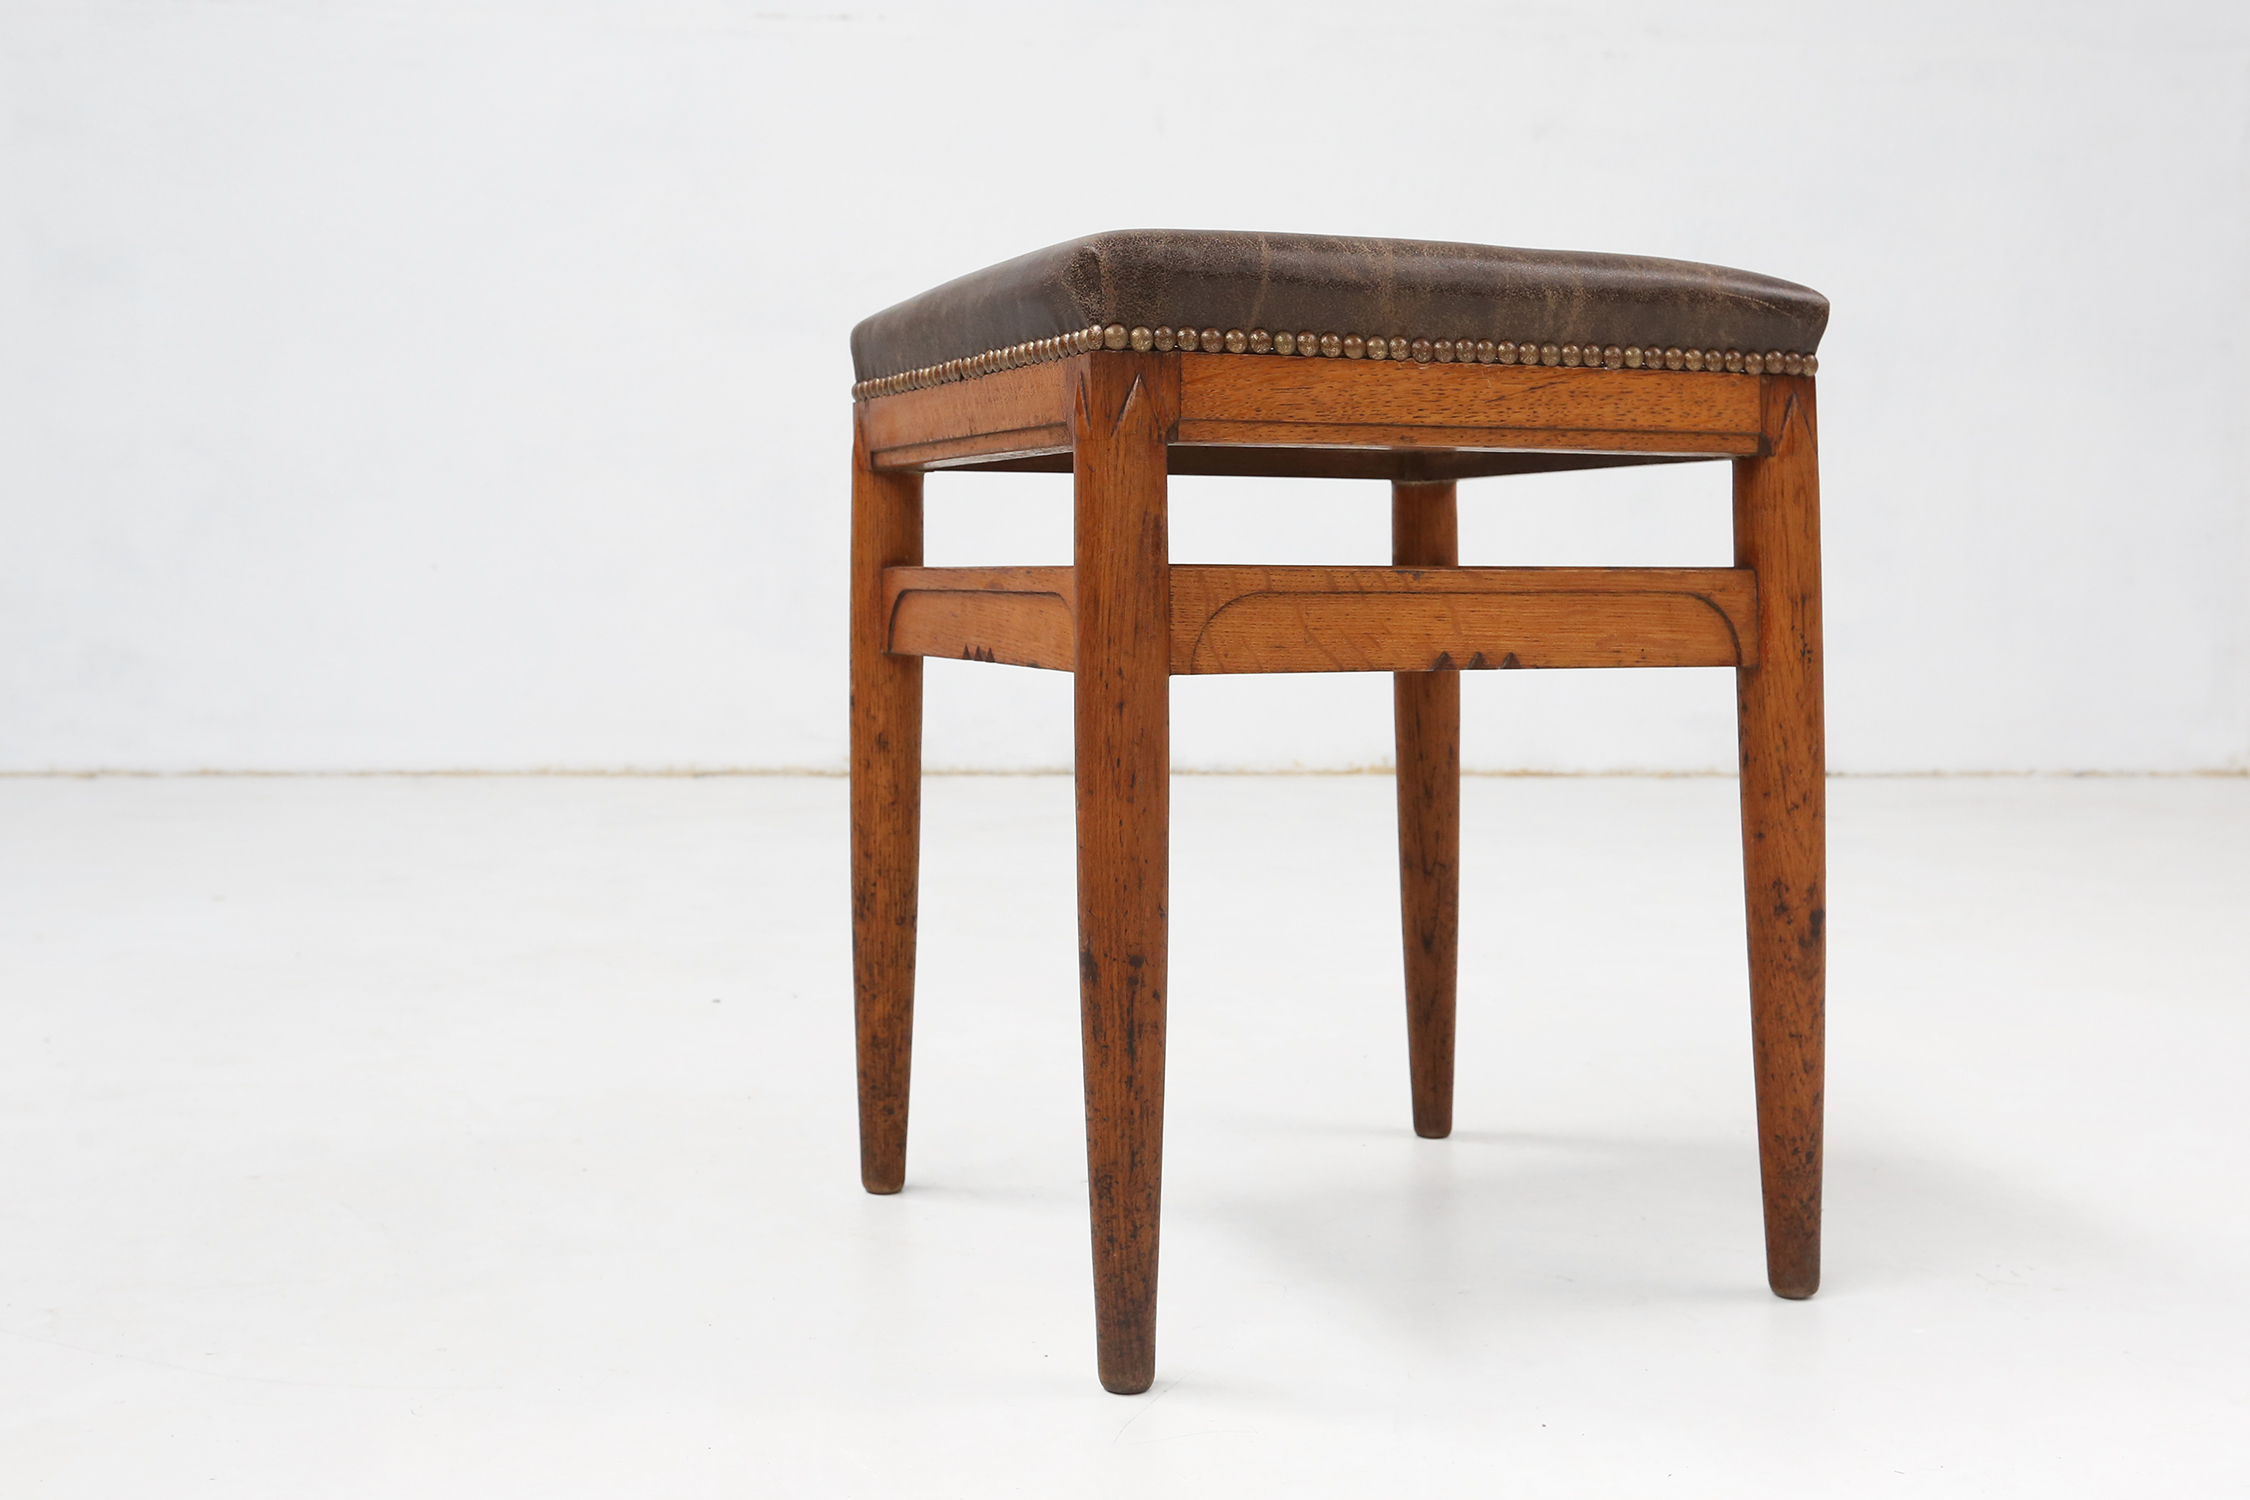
[1393,482,1460,1140]
[1733,378,1824,1299]
[850,436,923,1196]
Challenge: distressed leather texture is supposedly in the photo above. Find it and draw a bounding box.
[851,229,1829,380]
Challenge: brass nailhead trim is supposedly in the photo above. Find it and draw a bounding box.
[851,322,1818,400]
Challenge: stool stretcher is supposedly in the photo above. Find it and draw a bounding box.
[882,564,1757,674]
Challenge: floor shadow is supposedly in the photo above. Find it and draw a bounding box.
[1162,1121,2154,1353]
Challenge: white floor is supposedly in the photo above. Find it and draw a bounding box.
[1,773,2245,1497]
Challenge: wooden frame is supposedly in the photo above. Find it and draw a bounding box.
[857,353,1766,474]
[849,349,1824,1394]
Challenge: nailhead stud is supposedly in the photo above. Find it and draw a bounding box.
[855,317,1820,399]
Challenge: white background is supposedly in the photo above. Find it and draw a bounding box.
[4,0,2245,773]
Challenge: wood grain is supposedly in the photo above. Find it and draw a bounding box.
[849,426,923,1196]
[1170,565,1757,675]
[1733,373,1825,1300]
[1177,355,1764,456]
[884,566,1075,670]
[1071,352,1178,1396]
[1392,483,1460,1141]
[861,358,1083,471]
[877,564,1757,678]
[862,354,1764,470]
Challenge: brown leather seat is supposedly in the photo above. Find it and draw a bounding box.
[850,229,1828,391]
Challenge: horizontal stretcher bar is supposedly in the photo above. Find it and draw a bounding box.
[882,565,1758,675]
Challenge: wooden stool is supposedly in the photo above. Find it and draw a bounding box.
[847,231,1827,1394]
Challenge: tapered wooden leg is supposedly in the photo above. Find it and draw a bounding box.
[1392,481,1460,1140]
[1072,352,1178,1395]
[851,428,923,1196]
[1733,376,1825,1299]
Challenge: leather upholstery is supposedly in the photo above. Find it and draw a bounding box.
[851,229,1828,382]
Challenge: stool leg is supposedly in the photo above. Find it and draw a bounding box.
[1392,481,1460,1140]
[1072,354,1175,1394]
[1732,377,1825,1299]
[850,430,923,1196]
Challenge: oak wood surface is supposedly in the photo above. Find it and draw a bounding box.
[885,566,1075,671]
[860,358,1078,471]
[1173,420,1759,458]
[1177,356,1763,456]
[1392,483,1460,1140]
[877,564,1757,677]
[1733,374,1826,1300]
[861,353,1764,471]
[848,429,924,1196]
[1071,352,1177,1396]
[1170,565,1757,674]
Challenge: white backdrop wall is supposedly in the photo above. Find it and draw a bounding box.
[3,0,2245,773]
